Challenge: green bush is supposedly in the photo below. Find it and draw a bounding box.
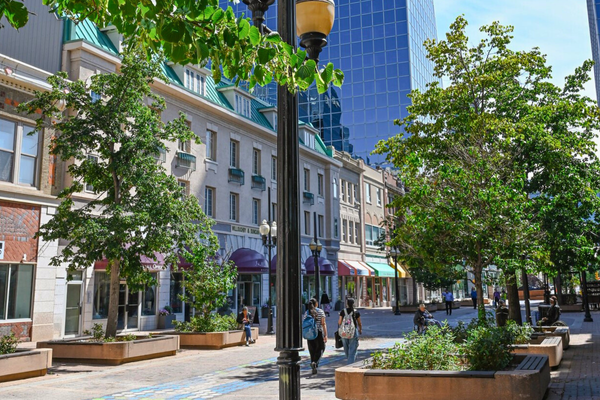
[83,323,105,342]
[504,320,534,344]
[371,324,461,371]
[174,314,237,333]
[462,325,513,371]
[0,333,19,355]
[451,311,496,344]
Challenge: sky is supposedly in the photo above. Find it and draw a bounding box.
[434,0,596,99]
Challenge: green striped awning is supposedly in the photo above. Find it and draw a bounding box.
[365,262,396,278]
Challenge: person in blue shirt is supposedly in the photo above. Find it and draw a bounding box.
[471,288,477,309]
[444,290,454,315]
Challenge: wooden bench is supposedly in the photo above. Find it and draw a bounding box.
[541,337,561,346]
[516,354,547,371]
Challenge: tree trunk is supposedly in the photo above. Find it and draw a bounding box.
[412,277,418,305]
[506,270,522,325]
[105,259,121,338]
[554,272,562,303]
[473,267,485,320]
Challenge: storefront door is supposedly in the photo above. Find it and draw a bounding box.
[64,275,83,336]
[117,282,140,331]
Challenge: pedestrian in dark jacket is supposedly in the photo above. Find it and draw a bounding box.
[320,292,331,316]
[471,288,477,309]
[237,307,254,346]
[495,300,509,327]
[539,296,561,326]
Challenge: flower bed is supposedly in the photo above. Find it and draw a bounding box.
[335,354,550,400]
[0,348,53,382]
[36,335,179,365]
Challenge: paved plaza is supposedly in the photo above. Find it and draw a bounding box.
[1,304,598,400]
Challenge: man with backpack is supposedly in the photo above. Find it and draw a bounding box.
[338,298,362,364]
[302,298,327,375]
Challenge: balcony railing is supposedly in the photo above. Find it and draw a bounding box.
[303,191,314,205]
[153,147,166,163]
[228,167,245,185]
[176,151,196,171]
[251,174,266,191]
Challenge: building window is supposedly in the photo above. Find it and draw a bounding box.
[317,174,324,196]
[178,138,191,153]
[85,154,98,193]
[342,219,347,242]
[235,93,251,118]
[184,68,205,96]
[354,185,358,203]
[365,224,383,246]
[0,264,34,320]
[318,214,324,237]
[90,91,101,103]
[229,192,239,221]
[0,119,40,186]
[230,140,239,168]
[205,130,216,161]
[170,272,184,314]
[304,168,310,191]
[304,211,311,235]
[252,198,260,225]
[178,180,190,200]
[340,179,346,202]
[142,275,157,316]
[348,221,354,244]
[253,149,261,175]
[93,272,110,319]
[334,218,339,238]
[355,223,360,245]
[272,203,277,221]
[376,188,382,206]
[333,178,338,198]
[271,156,277,181]
[204,186,215,217]
[347,181,352,203]
[365,183,372,203]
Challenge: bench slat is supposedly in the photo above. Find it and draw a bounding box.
[516,355,546,371]
[541,337,561,345]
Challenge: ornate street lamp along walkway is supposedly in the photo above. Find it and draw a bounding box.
[260,188,277,335]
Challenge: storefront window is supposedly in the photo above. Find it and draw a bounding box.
[0,264,34,320]
[170,272,184,313]
[142,274,157,316]
[93,272,110,319]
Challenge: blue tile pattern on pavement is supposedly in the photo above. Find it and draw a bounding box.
[90,342,395,400]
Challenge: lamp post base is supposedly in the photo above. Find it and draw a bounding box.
[394,309,402,316]
[584,316,594,322]
[267,310,275,334]
[277,349,302,400]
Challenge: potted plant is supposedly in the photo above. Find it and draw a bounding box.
[157,305,176,329]
[0,333,53,382]
[171,238,255,349]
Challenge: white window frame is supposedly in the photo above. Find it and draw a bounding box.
[206,130,216,161]
[0,118,40,187]
[365,183,372,204]
[318,214,324,238]
[204,186,215,217]
[376,188,382,206]
[252,198,260,225]
[253,149,261,175]
[317,174,324,196]
[229,192,239,222]
[304,168,310,192]
[230,140,239,168]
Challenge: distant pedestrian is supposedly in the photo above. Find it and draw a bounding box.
[237,307,255,346]
[338,298,362,364]
[493,288,501,308]
[444,290,454,315]
[321,292,331,317]
[471,288,477,309]
[304,298,327,375]
[501,289,507,303]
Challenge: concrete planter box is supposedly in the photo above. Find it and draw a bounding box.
[436,301,461,311]
[0,348,52,382]
[459,299,475,307]
[174,328,259,349]
[335,354,550,400]
[532,326,570,350]
[519,290,545,301]
[512,336,563,367]
[37,335,179,365]
[157,314,176,329]
[560,304,582,312]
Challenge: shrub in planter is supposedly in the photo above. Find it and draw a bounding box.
[462,325,513,371]
[371,325,461,371]
[0,333,18,355]
[174,314,237,333]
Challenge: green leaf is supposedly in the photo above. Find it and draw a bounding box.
[238,18,250,39]
[211,8,224,24]
[266,32,281,43]
[161,20,185,43]
[254,64,265,84]
[211,63,222,83]
[296,59,316,81]
[249,25,261,46]
[257,48,276,65]
[321,62,334,84]
[333,69,345,87]
[195,40,209,61]
[3,0,29,29]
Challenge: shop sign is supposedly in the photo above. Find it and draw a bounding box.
[231,225,260,235]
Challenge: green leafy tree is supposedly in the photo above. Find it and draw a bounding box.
[18,51,209,337]
[174,235,238,333]
[3,0,343,94]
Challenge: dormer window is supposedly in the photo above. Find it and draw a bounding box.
[235,93,251,118]
[184,68,205,96]
[301,129,315,149]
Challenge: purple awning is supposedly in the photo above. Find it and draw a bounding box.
[229,248,268,274]
[270,255,307,275]
[304,257,335,276]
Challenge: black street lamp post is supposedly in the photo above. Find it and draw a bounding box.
[260,187,277,335]
[242,1,335,398]
[389,247,401,315]
[581,270,594,322]
[309,212,323,302]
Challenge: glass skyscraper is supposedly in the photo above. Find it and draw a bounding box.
[220,0,439,163]
[587,0,600,105]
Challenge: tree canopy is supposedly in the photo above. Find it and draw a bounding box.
[3,0,343,94]
[376,16,600,317]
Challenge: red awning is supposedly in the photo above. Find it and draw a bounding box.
[94,252,165,271]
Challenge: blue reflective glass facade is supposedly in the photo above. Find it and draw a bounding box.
[587,0,600,105]
[220,0,438,163]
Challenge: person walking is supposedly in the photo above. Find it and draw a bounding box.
[320,292,331,317]
[338,298,362,364]
[236,307,255,346]
[304,298,327,374]
[471,287,477,309]
[493,288,501,308]
[444,289,454,315]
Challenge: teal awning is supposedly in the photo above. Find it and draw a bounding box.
[365,262,396,278]
[177,152,196,162]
